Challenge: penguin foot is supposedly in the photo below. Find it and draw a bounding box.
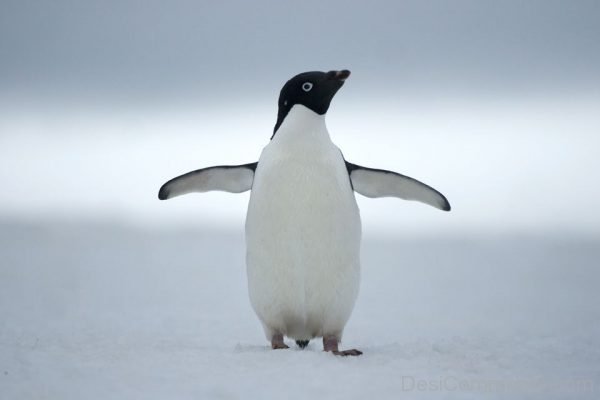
[296,340,310,349]
[332,349,363,356]
[271,333,289,350]
[323,335,362,356]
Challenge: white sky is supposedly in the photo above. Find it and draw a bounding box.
[2,0,599,236]
[1,95,599,236]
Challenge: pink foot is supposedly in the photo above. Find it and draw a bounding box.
[333,349,363,356]
[323,335,362,356]
[271,333,289,350]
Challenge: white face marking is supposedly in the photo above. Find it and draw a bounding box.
[302,82,313,92]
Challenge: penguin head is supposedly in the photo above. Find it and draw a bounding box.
[273,69,350,136]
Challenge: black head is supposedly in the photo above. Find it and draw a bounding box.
[272,69,351,137]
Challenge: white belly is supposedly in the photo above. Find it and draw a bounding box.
[245,106,361,340]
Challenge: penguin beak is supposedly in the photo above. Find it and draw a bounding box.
[326,70,351,82]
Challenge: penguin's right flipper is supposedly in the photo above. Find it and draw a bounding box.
[158,162,258,200]
[346,162,451,211]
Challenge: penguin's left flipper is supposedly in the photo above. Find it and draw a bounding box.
[346,162,451,211]
[158,162,258,200]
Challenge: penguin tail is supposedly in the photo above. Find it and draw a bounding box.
[296,340,310,349]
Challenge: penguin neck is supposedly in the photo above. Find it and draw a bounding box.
[272,104,331,145]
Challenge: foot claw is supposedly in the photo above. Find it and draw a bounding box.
[332,349,362,356]
[272,343,290,350]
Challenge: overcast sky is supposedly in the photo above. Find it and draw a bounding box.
[1,1,599,235]
[2,0,599,103]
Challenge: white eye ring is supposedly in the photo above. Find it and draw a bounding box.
[302,82,313,92]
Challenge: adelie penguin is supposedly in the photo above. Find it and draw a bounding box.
[158,69,451,356]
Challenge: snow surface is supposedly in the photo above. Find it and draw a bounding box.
[1,221,599,399]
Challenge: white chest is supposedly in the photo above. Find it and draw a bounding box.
[244,105,361,338]
[247,105,359,240]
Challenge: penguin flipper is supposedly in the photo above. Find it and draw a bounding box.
[158,162,258,200]
[345,162,451,211]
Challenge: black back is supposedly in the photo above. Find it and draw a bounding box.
[272,70,350,138]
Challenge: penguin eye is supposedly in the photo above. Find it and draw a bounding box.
[301,82,313,92]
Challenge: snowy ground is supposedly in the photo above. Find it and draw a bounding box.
[1,221,598,399]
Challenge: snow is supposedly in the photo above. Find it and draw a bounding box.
[1,221,598,399]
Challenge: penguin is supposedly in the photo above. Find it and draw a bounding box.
[158,69,450,356]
